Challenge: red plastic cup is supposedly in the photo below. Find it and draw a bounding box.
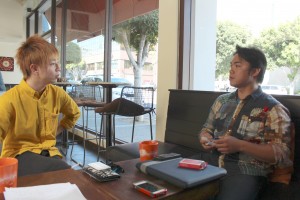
[139,140,158,161]
[0,157,18,193]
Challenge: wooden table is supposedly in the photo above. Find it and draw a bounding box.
[53,81,79,91]
[87,82,129,147]
[1,159,219,200]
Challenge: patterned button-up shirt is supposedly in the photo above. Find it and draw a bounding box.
[201,86,293,176]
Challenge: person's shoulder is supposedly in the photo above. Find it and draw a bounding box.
[1,85,20,96]
[258,92,280,106]
[47,84,65,93]
[254,92,288,115]
[216,91,235,102]
[47,84,70,100]
[0,86,19,103]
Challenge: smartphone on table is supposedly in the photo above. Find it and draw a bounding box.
[133,180,167,198]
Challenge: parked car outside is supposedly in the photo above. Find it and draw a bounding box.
[79,75,132,100]
[81,75,103,84]
[65,79,81,94]
[111,77,133,100]
[261,85,288,95]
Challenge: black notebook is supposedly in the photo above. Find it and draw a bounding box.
[136,157,227,188]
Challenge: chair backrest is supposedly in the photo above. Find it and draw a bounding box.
[120,86,155,110]
[70,85,103,101]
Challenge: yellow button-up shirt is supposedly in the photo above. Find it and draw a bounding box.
[0,80,80,158]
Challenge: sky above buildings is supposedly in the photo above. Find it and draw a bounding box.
[217,0,300,35]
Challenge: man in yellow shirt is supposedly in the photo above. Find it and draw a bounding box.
[0,35,80,176]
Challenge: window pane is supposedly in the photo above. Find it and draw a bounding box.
[64,0,106,83]
[39,0,52,36]
[56,0,106,131]
[215,0,300,95]
[112,0,159,142]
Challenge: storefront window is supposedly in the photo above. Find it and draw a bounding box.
[215,0,300,95]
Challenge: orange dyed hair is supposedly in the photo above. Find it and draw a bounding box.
[15,35,59,79]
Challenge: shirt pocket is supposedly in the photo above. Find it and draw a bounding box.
[44,111,59,137]
[215,112,228,132]
[237,115,265,141]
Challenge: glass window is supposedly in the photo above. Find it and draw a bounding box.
[112,0,159,142]
[39,0,52,36]
[26,0,159,144]
[215,0,300,95]
[62,0,106,83]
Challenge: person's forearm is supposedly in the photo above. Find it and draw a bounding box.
[239,140,275,163]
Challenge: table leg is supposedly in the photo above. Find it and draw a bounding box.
[105,87,113,147]
[61,85,69,151]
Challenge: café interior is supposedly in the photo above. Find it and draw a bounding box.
[1,0,299,199]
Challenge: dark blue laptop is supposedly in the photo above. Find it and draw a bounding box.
[136,157,227,189]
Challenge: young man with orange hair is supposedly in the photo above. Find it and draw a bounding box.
[0,35,80,176]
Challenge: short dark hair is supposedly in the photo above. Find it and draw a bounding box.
[234,45,267,83]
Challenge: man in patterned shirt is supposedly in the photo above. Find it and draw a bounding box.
[199,45,292,200]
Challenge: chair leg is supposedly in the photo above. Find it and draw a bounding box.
[94,110,99,150]
[70,106,85,167]
[97,114,104,161]
[70,126,76,158]
[113,114,116,146]
[149,112,153,140]
[59,129,68,156]
[131,116,136,142]
[83,106,88,167]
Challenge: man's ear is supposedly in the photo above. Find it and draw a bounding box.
[251,68,261,79]
[29,64,39,75]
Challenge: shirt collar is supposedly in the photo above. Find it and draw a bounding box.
[19,79,48,98]
[251,85,263,100]
[229,86,263,101]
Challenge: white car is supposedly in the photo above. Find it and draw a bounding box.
[261,85,288,95]
[111,77,133,100]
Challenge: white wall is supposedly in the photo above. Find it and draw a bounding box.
[0,0,26,84]
[156,0,179,141]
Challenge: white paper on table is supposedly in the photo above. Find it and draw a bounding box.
[4,182,86,200]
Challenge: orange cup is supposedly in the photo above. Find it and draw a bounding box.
[139,140,158,161]
[0,158,18,193]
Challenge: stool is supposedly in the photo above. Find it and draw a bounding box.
[69,85,106,167]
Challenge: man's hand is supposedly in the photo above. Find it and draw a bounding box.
[214,135,241,154]
[199,131,215,151]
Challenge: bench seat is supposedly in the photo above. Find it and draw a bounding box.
[107,89,300,200]
[107,141,201,162]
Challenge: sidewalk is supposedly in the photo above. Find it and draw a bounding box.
[114,115,156,143]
